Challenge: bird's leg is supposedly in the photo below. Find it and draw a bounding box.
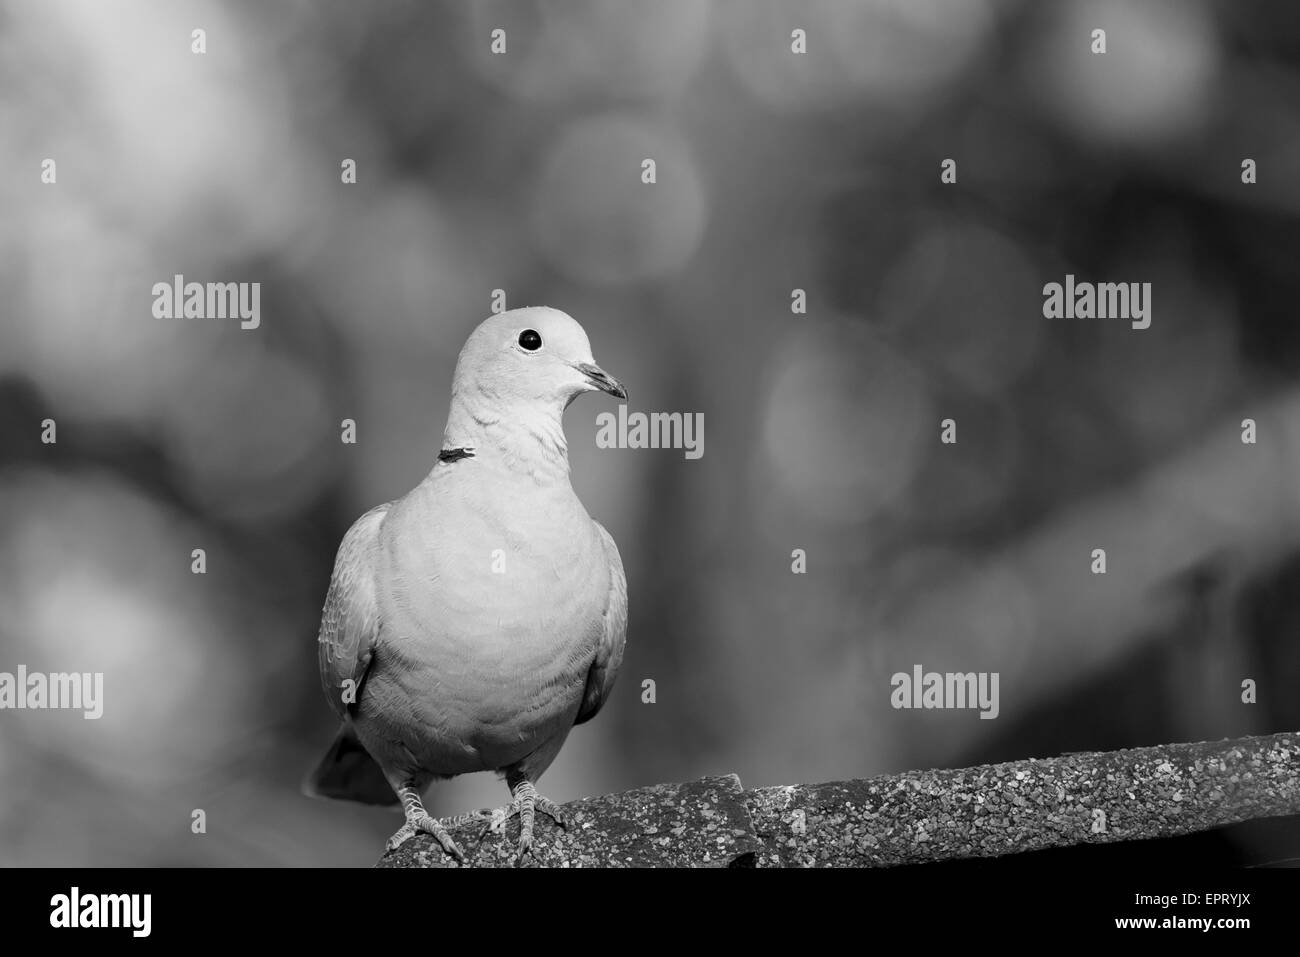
[386,783,485,861]
[485,775,569,858]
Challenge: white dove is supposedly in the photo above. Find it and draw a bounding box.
[306,307,629,861]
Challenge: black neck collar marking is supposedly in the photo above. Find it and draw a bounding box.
[438,447,475,463]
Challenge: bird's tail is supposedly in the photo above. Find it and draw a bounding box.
[302,722,399,806]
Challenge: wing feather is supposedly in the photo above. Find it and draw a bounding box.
[575,520,628,725]
[317,503,390,720]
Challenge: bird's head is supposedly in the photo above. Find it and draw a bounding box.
[442,307,626,475]
[453,306,627,410]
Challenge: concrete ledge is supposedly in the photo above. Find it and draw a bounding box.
[377,774,760,868]
[377,732,1300,868]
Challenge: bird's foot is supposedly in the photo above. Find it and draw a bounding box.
[385,811,468,860]
[484,780,568,860]
[387,785,492,862]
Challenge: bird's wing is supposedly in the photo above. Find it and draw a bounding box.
[317,503,391,721]
[575,520,628,725]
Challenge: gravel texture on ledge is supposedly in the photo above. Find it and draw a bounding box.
[377,773,760,868]
[377,732,1300,868]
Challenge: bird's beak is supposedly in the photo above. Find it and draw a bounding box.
[576,362,628,400]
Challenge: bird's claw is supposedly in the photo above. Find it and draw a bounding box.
[483,796,569,833]
[482,786,568,861]
[534,796,570,830]
[385,812,467,862]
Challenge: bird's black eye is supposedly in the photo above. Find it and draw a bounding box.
[518,329,542,351]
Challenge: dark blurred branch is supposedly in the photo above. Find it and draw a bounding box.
[377,732,1300,867]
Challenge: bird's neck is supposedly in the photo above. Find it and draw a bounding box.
[440,390,571,484]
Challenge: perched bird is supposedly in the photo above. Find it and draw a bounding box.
[305,307,628,861]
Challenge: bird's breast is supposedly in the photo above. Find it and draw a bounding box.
[370,476,608,771]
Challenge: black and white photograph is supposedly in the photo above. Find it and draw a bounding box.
[1,0,1298,938]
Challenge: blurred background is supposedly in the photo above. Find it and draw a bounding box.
[2,0,1299,866]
